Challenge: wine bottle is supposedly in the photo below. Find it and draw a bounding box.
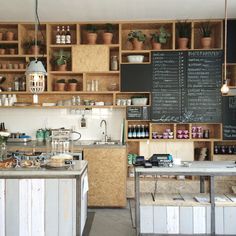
[60,26,66,44]
[66,26,71,44]
[56,26,61,44]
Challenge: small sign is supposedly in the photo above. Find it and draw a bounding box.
[126,106,150,120]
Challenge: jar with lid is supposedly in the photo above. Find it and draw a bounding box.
[110,56,119,71]
[13,77,19,91]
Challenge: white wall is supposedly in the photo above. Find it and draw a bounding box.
[0,108,125,141]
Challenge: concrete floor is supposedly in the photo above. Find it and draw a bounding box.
[85,200,136,236]
[87,208,136,236]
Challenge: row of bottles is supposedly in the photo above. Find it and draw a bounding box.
[55,26,71,44]
[128,125,149,139]
[214,145,236,155]
[0,122,6,131]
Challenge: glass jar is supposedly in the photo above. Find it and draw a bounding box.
[0,142,7,161]
[110,56,119,71]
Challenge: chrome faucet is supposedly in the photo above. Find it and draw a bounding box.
[100,119,108,142]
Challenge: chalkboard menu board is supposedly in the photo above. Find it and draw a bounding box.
[186,50,223,88]
[152,88,183,122]
[184,88,222,122]
[152,51,185,88]
[126,106,150,120]
[222,96,236,140]
[151,50,223,123]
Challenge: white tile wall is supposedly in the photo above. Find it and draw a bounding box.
[0,108,126,140]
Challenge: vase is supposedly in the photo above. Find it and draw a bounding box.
[0,142,7,161]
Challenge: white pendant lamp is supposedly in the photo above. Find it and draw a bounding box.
[25,0,47,104]
[221,0,229,95]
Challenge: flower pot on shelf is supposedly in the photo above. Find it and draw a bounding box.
[57,64,67,71]
[30,45,40,55]
[6,31,14,41]
[1,63,7,69]
[152,42,161,50]
[87,33,97,45]
[56,83,66,91]
[0,49,5,55]
[9,48,16,55]
[68,83,77,91]
[178,37,189,49]
[132,39,144,50]
[103,32,113,44]
[19,63,25,69]
[200,37,212,49]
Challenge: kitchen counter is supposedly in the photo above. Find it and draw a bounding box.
[0,160,88,236]
[0,160,87,177]
[6,140,126,152]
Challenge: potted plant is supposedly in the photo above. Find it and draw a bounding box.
[68,78,78,91]
[150,26,171,50]
[198,22,213,49]
[176,21,191,49]
[52,49,71,71]
[22,38,45,54]
[6,31,14,41]
[56,79,66,91]
[103,23,114,44]
[86,24,98,44]
[7,45,17,55]
[0,45,6,55]
[128,30,146,50]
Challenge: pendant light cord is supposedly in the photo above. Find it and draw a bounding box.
[224,0,228,83]
[35,0,46,61]
[35,0,38,61]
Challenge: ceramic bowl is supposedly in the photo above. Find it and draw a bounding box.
[127,55,144,63]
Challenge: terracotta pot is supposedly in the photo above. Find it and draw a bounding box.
[30,45,40,55]
[19,63,25,69]
[13,63,19,69]
[152,42,162,50]
[1,63,7,69]
[178,37,189,49]
[200,37,212,49]
[68,83,77,91]
[57,64,67,71]
[0,49,5,55]
[87,33,97,44]
[57,83,66,91]
[6,31,14,41]
[132,39,144,50]
[103,32,113,44]
[9,48,16,55]
[0,32,3,41]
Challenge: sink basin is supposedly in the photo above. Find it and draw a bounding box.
[93,141,120,145]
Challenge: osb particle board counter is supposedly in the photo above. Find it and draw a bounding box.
[84,147,127,207]
[0,160,88,236]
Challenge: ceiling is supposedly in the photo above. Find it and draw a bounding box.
[0,0,235,22]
